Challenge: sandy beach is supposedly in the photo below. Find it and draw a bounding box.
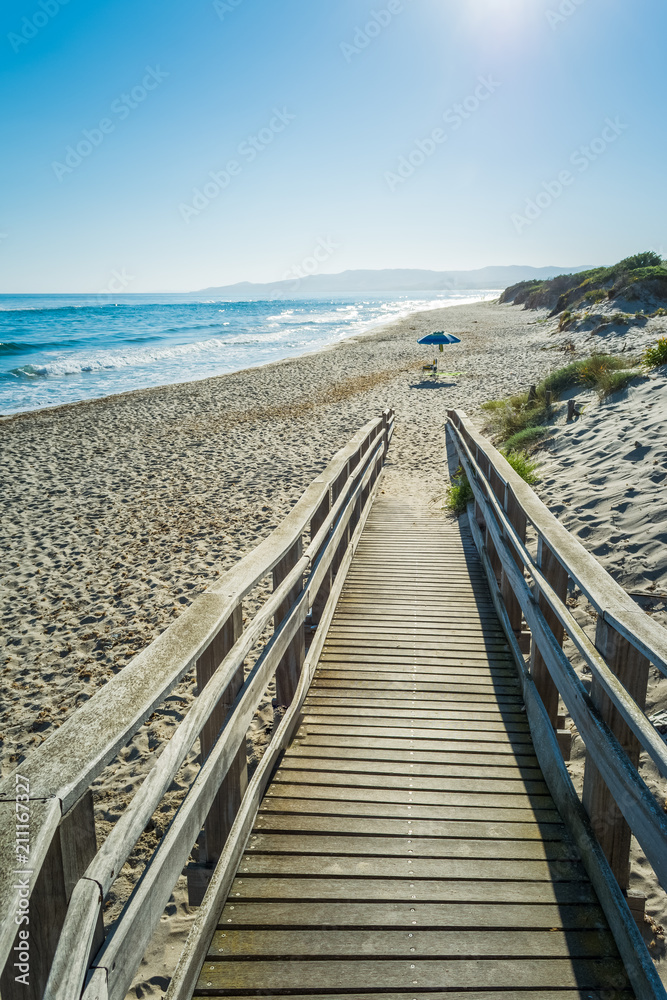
[2,296,667,994]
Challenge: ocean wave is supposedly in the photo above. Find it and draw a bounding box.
[5,331,319,378]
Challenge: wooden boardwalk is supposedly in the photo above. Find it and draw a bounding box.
[195,497,633,998]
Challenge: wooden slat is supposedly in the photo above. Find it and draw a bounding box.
[246,833,576,860]
[195,957,628,991]
[259,797,562,823]
[216,899,606,929]
[207,927,616,958]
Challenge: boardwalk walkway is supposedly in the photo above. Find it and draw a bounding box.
[193,497,634,998]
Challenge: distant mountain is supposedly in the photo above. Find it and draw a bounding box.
[196,265,596,300]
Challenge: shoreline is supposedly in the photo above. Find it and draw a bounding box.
[0,292,501,421]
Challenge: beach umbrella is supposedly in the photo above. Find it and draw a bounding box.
[418,331,461,352]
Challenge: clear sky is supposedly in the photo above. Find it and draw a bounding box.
[1,0,665,292]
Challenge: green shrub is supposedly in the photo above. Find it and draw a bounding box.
[587,289,607,304]
[446,470,473,515]
[577,353,631,388]
[617,250,663,270]
[643,336,667,368]
[597,369,640,398]
[503,426,549,453]
[503,450,540,485]
[559,310,574,331]
[540,362,582,394]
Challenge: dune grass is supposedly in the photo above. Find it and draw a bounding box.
[503,449,540,485]
[445,469,474,515]
[481,353,641,444]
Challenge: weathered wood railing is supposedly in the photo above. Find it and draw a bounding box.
[0,408,394,1000]
[447,408,667,998]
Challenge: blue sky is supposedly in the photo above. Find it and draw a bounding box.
[0,0,665,292]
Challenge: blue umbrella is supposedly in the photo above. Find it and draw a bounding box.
[418,331,461,350]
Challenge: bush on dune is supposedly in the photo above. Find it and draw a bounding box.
[643,336,667,368]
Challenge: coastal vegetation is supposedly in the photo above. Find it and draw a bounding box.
[446,450,539,514]
[643,336,667,368]
[500,251,667,315]
[480,352,645,446]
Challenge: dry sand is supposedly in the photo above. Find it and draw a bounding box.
[1,297,666,994]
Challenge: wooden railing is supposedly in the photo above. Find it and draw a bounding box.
[447,408,667,1000]
[0,409,394,1000]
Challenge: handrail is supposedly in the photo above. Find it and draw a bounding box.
[447,410,667,676]
[446,409,667,901]
[464,504,667,1000]
[0,409,394,1000]
[451,419,667,781]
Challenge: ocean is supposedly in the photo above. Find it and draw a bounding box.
[0,291,498,415]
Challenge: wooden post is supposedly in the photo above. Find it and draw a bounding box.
[476,450,501,583]
[310,492,331,626]
[501,484,527,642]
[530,536,568,729]
[567,399,576,422]
[582,619,650,891]
[528,384,537,402]
[273,538,305,706]
[195,605,246,874]
[0,793,101,1000]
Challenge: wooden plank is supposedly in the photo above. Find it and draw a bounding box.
[310,683,521,699]
[226,876,597,903]
[280,755,542,780]
[251,814,567,840]
[195,957,628,991]
[245,833,576,860]
[295,725,535,746]
[271,769,549,795]
[259,797,562,823]
[207,927,616,958]
[312,673,517,689]
[235,853,586,881]
[295,733,537,757]
[300,715,530,734]
[196,991,631,1000]
[216,899,606,929]
[304,703,526,721]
